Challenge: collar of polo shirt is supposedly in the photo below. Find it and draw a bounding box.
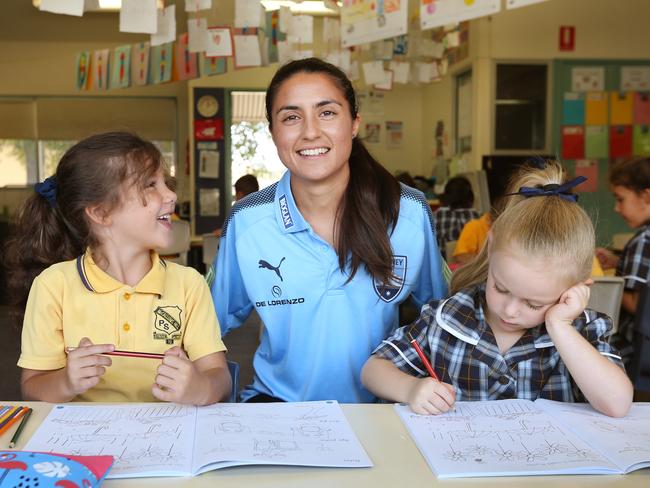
[77,249,166,296]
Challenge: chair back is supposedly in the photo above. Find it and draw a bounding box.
[587,276,625,333]
[202,234,220,268]
[227,360,240,402]
[157,219,191,265]
[631,284,650,392]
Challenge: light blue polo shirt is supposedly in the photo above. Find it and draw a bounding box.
[211,171,448,402]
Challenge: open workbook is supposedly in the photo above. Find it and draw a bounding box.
[395,399,650,478]
[24,401,372,479]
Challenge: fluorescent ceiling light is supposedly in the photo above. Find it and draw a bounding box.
[261,1,340,15]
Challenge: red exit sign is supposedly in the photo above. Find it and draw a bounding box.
[559,25,575,51]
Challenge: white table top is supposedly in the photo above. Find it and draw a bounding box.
[2,402,648,487]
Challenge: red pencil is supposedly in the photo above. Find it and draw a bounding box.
[407,332,439,381]
[65,347,164,360]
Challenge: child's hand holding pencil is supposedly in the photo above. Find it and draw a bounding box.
[406,331,456,415]
[64,337,115,397]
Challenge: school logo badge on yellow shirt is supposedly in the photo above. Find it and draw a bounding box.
[153,306,183,344]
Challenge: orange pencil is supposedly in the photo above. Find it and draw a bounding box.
[0,407,28,436]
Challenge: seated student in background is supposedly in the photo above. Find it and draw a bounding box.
[362,160,633,418]
[596,157,650,366]
[234,173,259,201]
[453,209,492,264]
[213,174,260,237]
[434,176,480,260]
[5,132,231,404]
[395,171,417,188]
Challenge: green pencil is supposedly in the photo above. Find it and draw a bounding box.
[8,408,32,449]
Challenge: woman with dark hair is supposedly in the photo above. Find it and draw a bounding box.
[211,58,448,403]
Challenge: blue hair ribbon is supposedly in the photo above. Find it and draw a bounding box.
[508,175,587,203]
[35,176,57,208]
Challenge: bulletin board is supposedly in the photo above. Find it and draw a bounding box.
[192,87,228,235]
[552,59,650,246]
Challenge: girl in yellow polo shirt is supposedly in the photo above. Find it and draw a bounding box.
[6,132,231,404]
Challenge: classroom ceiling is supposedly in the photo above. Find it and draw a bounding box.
[0,0,187,43]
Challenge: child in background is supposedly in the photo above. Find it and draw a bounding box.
[213,174,260,238]
[6,132,231,404]
[362,160,632,418]
[434,176,480,260]
[596,157,650,365]
[453,210,492,264]
[234,174,259,201]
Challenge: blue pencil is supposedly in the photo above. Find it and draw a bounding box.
[0,406,10,418]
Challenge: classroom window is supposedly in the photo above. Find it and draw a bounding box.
[0,139,176,187]
[153,140,176,177]
[39,140,75,179]
[0,139,37,186]
[0,96,177,187]
[494,64,547,151]
[230,91,285,197]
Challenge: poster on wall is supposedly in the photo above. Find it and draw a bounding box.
[110,45,131,89]
[571,67,605,92]
[199,188,220,216]
[574,160,598,192]
[621,66,650,91]
[364,123,381,143]
[340,0,407,48]
[75,51,90,90]
[420,0,500,31]
[199,149,220,178]
[385,121,403,148]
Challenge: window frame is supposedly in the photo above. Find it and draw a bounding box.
[490,60,553,155]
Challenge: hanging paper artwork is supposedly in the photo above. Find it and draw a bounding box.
[205,27,234,58]
[92,49,110,90]
[150,42,173,84]
[199,53,227,77]
[188,18,209,53]
[233,29,262,68]
[264,10,286,64]
[75,51,91,90]
[131,42,150,86]
[420,0,500,31]
[174,33,198,81]
[120,0,157,34]
[151,5,177,47]
[110,45,131,89]
[341,0,408,47]
[185,0,212,12]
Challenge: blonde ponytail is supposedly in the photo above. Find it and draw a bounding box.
[450,160,594,294]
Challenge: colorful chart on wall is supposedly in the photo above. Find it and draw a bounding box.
[340,0,407,48]
[420,0,500,31]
